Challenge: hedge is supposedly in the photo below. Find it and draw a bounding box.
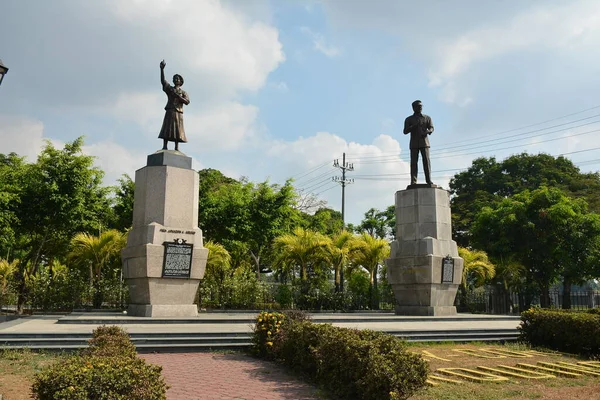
[519,308,600,356]
[31,326,168,399]
[253,312,428,400]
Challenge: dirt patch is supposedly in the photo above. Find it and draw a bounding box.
[0,350,61,400]
[0,373,33,400]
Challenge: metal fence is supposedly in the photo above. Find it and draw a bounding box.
[457,289,600,315]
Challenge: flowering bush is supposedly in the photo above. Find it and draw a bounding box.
[251,311,285,357]
[31,325,168,399]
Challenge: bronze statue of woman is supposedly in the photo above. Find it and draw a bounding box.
[158,60,190,151]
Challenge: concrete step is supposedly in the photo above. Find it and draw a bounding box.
[0,328,518,353]
[56,313,521,325]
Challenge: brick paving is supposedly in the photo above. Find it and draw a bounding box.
[141,352,320,400]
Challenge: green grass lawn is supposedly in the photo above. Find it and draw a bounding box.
[2,343,599,400]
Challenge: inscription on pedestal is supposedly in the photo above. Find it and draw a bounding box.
[162,238,193,278]
[442,255,454,283]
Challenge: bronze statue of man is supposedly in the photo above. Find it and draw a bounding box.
[403,100,434,185]
[159,60,189,151]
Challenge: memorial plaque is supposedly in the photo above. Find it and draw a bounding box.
[441,255,454,283]
[162,238,193,278]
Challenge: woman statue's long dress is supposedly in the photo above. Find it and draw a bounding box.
[158,60,189,151]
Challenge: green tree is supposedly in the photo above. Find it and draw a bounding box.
[472,186,600,308]
[353,232,390,309]
[7,138,112,313]
[306,207,343,236]
[272,227,331,284]
[68,229,126,308]
[457,247,495,309]
[198,171,298,278]
[110,174,135,231]
[0,259,17,312]
[354,208,391,239]
[200,241,232,307]
[326,230,358,292]
[0,153,27,258]
[458,247,496,290]
[450,153,600,247]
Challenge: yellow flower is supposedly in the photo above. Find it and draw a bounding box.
[267,331,272,336]
[266,342,273,346]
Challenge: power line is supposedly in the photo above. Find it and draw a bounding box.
[344,104,600,158]
[289,159,331,179]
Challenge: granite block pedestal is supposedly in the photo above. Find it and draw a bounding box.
[121,150,208,317]
[385,187,463,316]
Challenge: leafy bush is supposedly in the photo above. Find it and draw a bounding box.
[84,325,137,358]
[264,318,428,400]
[519,308,600,356]
[31,355,166,400]
[32,325,167,399]
[29,267,92,311]
[275,284,293,308]
[251,311,285,357]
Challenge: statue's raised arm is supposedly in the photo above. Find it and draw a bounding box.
[160,60,167,87]
[158,60,189,152]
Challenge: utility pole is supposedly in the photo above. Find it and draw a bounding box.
[333,152,354,292]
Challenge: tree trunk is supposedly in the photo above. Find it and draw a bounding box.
[15,269,27,315]
[334,265,341,293]
[92,279,103,309]
[562,278,572,310]
[371,265,379,310]
[250,252,260,280]
[540,284,551,308]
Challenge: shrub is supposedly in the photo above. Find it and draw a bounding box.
[519,308,600,356]
[84,325,137,358]
[32,325,167,399]
[251,311,285,357]
[275,284,293,308]
[31,355,167,400]
[269,319,428,400]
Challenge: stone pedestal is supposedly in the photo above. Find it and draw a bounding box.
[121,150,208,317]
[385,187,463,316]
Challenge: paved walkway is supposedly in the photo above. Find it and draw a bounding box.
[141,352,320,400]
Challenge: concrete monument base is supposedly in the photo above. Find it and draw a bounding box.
[121,150,208,318]
[128,304,199,318]
[394,306,458,316]
[386,187,463,316]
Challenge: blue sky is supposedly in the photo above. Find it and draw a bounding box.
[2,0,600,225]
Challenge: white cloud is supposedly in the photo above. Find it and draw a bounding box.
[112,0,285,96]
[83,140,143,185]
[428,2,600,104]
[301,27,342,58]
[265,132,410,223]
[185,102,259,152]
[0,116,53,161]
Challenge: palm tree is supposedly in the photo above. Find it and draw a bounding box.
[202,241,231,306]
[0,259,18,313]
[494,255,526,312]
[327,230,358,292]
[272,227,331,287]
[457,247,496,311]
[353,232,390,309]
[68,229,126,308]
[458,247,496,290]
